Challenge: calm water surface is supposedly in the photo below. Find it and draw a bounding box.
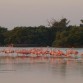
[0,47,83,83]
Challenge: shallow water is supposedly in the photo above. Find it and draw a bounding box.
[0,47,83,83]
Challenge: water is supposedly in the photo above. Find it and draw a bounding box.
[0,47,83,83]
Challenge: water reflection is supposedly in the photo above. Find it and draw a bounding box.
[0,58,83,83]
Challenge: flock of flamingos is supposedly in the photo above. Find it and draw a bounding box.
[0,47,83,64]
[0,47,83,59]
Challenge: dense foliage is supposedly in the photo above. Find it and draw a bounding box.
[0,18,83,47]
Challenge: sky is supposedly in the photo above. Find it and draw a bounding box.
[0,0,83,29]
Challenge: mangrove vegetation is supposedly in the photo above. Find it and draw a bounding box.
[0,18,83,47]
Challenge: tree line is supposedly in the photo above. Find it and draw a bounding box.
[0,18,83,47]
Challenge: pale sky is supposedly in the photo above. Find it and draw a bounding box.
[0,0,83,29]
